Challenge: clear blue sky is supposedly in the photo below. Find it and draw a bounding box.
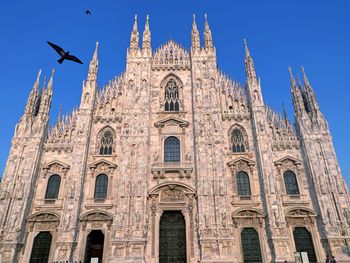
[0,1,349,183]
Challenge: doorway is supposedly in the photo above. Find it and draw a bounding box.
[293,227,317,263]
[159,211,186,263]
[84,230,105,263]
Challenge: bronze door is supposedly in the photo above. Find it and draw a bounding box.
[241,228,262,263]
[293,227,317,263]
[159,211,186,263]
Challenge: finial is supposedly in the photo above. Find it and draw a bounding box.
[58,104,63,122]
[51,68,55,77]
[204,13,208,20]
[146,14,149,21]
[282,102,288,121]
[134,14,137,21]
[301,66,310,87]
[95,41,99,49]
[193,14,196,21]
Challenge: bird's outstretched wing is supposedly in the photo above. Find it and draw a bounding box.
[66,54,83,64]
[47,41,65,56]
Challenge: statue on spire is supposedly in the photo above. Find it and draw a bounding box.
[87,42,99,81]
[203,14,213,50]
[130,15,139,51]
[191,14,200,51]
[142,15,151,51]
[244,39,257,81]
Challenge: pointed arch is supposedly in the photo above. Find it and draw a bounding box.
[228,124,249,152]
[97,126,116,155]
[160,74,183,112]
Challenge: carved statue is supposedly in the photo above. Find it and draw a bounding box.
[116,213,124,228]
[135,211,141,230]
[185,152,191,162]
[153,151,159,162]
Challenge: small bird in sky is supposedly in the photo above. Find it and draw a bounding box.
[85,10,92,15]
[47,41,83,64]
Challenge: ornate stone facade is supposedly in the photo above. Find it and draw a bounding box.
[1,15,350,263]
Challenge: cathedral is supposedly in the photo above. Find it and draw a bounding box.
[1,14,350,263]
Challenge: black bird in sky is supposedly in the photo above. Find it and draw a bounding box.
[85,10,91,15]
[47,41,83,64]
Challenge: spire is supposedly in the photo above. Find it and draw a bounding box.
[25,69,41,116]
[87,42,99,81]
[142,15,151,51]
[288,66,296,89]
[191,14,200,51]
[289,67,305,116]
[130,15,139,51]
[301,66,319,112]
[203,13,213,50]
[244,39,256,80]
[282,102,288,125]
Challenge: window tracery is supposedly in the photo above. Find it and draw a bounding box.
[97,128,115,155]
[231,128,246,152]
[164,80,180,112]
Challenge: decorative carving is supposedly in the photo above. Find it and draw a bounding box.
[232,209,265,228]
[160,186,185,202]
[285,208,317,226]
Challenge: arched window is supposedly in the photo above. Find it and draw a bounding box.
[236,171,251,196]
[164,136,180,162]
[29,231,52,263]
[164,80,180,112]
[231,128,246,152]
[45,174,61,199]
[99,130,113,155]
[284,170,300,195]
[94,174,108,199]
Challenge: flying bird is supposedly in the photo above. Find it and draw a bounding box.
[47,41,83,64]
[85,10,91,15]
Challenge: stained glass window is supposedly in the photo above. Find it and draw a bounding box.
[284,170,300,195]
[45,174,61,199]
[237,171,251,196]
[164,136,180,162]
[165,80,180,112]
[94,174,108,199]
[231,128,246,152]
[99,130,113,155]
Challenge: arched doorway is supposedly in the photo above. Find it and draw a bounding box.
[29,231,52,263]
[159,211,186,263]
[241,228,262,263]
[293,227,317,263]
[84,230,105,263]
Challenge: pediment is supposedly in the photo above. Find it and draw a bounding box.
[154,117,189,128]
[232,208,265,218]
[28,211,61,222]
[89,159,117,169]
[80,210,114,222]
[227,157,255,167]
[284,207,317,217]
[43,160,70,171]
[149,182,195,195]
[274,156,301,166]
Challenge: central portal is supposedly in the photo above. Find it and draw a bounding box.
[159,211,186,263]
